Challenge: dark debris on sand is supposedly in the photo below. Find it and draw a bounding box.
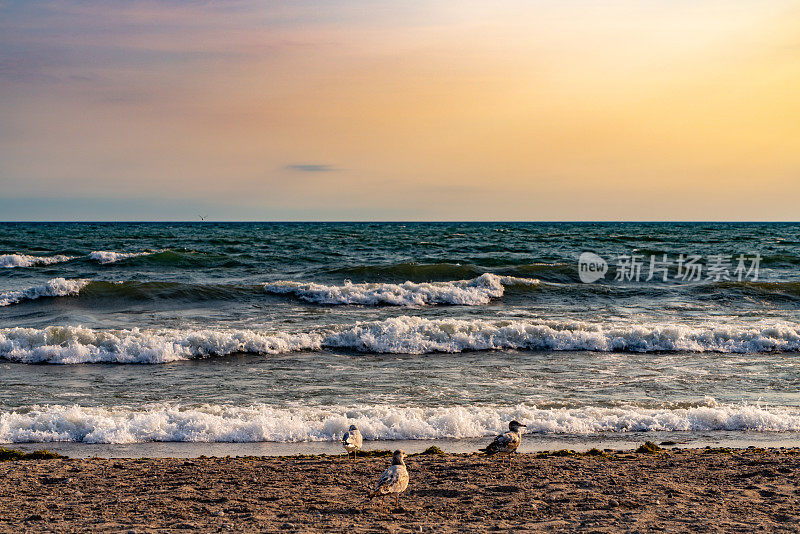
[0,446,799,532]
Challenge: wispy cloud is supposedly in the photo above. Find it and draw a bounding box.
[285,164,338,172]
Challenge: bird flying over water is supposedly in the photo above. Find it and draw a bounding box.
[480,420,526,461]
[368,449,409,508]
[342,424,363,459]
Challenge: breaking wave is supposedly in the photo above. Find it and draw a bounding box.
[263,273,540,306]
[0,274,541,308]
[89,250,164,264]
[0,254,74,269]
[0,279,264,306]
[1,401,799,443]
[322,317,800,354]
[2,317,800,363]
[0,325,322,364]
[0,278,89,307]
[0,249,226,268]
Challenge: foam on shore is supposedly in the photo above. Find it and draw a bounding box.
[1,401,799,443]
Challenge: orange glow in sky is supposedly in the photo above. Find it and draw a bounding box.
[1,1,798,220]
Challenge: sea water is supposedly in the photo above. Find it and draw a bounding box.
[1,222,799,456]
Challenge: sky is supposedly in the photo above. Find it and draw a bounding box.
[1,0,798,221]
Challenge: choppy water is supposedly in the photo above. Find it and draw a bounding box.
[1,222,799,452]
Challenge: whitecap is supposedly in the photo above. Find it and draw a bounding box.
[1,318,800,364]
[0,254,74,269]
[0,278,89,307]
[89,250,162,264]
[263,273,538,306]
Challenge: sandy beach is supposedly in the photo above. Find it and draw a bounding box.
[1,446,799,533]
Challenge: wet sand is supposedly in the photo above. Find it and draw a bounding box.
[1,447,799,533]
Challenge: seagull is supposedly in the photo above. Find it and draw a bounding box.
[342,424,363,459]
[479,420,527,463]
[198,215,208,221]
[368,450,409,508]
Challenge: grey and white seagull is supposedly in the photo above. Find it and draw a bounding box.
[368,449,409,508]
[479,420,527,463]
[342,424,363,459]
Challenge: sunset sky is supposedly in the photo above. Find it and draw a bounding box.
[1,0,798,220]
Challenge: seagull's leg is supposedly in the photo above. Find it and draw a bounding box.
[354,449,357,459]
[395,493,399,508]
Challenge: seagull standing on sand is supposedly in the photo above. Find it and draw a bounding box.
[342,424,363,459]
[480,420,527,463]
[368,450,409,508]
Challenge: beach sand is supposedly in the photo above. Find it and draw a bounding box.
[1,447,799,533]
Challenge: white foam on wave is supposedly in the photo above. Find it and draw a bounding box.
[0,325,323,364]
[0,254,74,268]
[2,401,799,444]
[324,316,800,354]
[263,273,539,306]
[2,317,799,363]
[89,250,164,264]
[0,250,164,266]
[0,278,89,307]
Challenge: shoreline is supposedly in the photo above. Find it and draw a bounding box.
[2,446,799,532]
[8,430,800,459]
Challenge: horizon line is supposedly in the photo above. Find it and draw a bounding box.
[0,220,798,224]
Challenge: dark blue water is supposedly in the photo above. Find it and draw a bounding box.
[1,222,799,450]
